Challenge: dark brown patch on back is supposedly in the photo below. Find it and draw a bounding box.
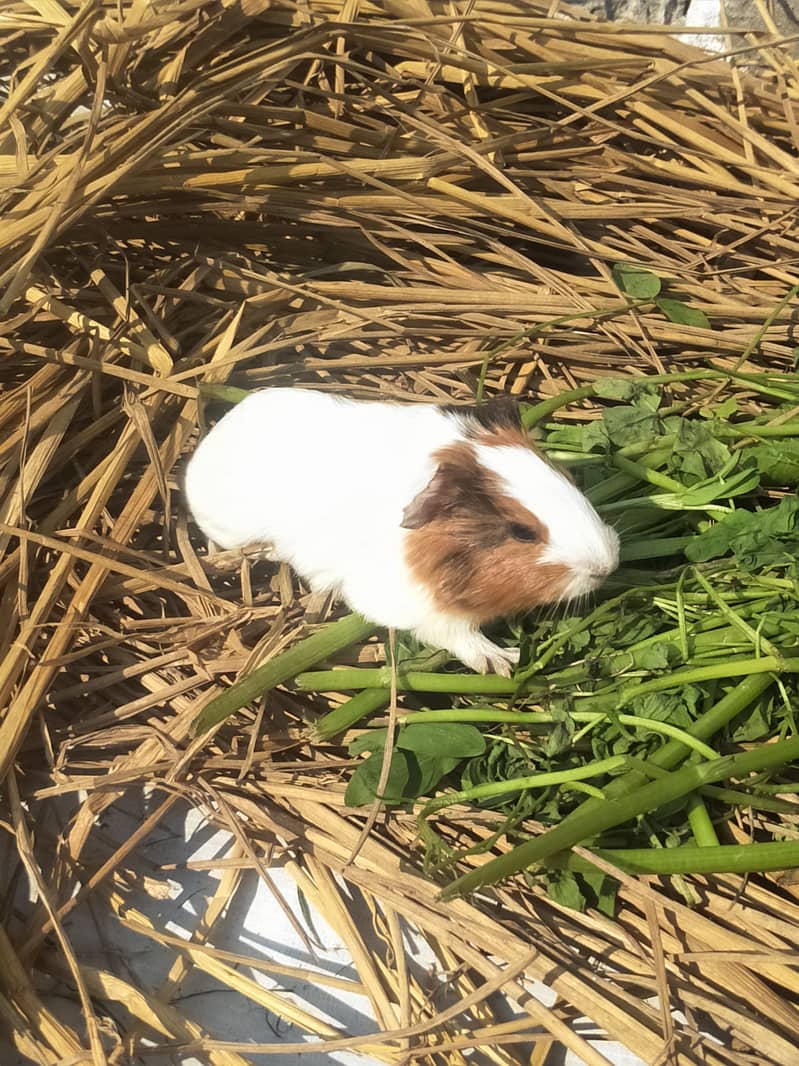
[469,403,576,485]
[475,422,532,449]
[445,395,530,450]
[403,441,570,623]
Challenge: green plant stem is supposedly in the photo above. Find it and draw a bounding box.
[713,360,799,390]
[685,793,720,846]
[522,385,597,428]
[485,299,652,387]
[699,785,797,813]
[441,732,799,898]
[728,285,799,374]
[419,756,633,819]
[295,667,531,694]
[557,672,776,826]
[546,839,799,876]
[717,421,799,439]
[198,383,250,404]
[523,366,799,429]
[640,674,777,760]
[566,655,791,710]
[192,613,376,735]
[399,711,719,759]
[585,471,639,506]
[312,649,451,739]
[297,653,794,699]
[612,453,685,492]
[521,368,787,429]
[312,689,391,742]
[692,568,780,659]
[526,587,638,672]
[534,602,769,678]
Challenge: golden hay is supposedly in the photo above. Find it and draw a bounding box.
[1,1,799,1063]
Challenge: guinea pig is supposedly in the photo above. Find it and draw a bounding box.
[184,388,619,676]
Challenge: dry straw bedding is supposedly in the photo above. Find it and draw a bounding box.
[1,0,799,1063]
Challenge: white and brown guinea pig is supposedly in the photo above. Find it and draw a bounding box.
[184,388,619,676]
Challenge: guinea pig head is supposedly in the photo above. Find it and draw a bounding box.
[401,403,619,624]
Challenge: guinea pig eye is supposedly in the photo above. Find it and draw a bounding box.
[509,522,539,543]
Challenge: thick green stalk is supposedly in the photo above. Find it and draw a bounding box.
[311,689,390,742]
[634,673,774,768]
[296,653,797,700]
[311,649,451,739]
[297,606,777,695]
[295,667,528,695]
[719,360,799,398]
[547,840,799,876]
[685,793,720,847]
[700,785,797,813]
[556,672,776,827]
[192,613,376,735]
[441,733,799,898]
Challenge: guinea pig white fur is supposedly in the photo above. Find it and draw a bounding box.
[184,388,619,676]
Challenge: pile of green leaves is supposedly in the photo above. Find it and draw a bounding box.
[301,369,799,909]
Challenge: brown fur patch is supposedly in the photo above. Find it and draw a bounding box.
[403,442,570,623]
[401,443,500,530]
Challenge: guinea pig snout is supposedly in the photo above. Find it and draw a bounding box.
[562,523,620,597]
[592,525,621,575]
[586,561,615,583]
[591,533,620,576]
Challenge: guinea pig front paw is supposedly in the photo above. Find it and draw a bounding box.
[460,640,519,677]
[499,646,521,672]
[420,623,520,678]
[486,646,520,678]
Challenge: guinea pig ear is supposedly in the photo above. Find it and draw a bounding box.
[401,451,496,529]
